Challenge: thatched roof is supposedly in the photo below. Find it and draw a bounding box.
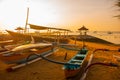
[78,26,88,31]
[15,27,24,30]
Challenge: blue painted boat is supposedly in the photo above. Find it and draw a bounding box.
[63,47,88,79]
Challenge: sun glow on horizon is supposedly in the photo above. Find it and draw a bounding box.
[0,0,120,31]
[0,0,60,31]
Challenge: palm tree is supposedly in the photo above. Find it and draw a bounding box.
[115,0,120,19]
[116,0,120,7]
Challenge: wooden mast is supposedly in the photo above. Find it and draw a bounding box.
[24,7,29,33]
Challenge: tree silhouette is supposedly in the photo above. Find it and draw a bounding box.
[115,0,120,19]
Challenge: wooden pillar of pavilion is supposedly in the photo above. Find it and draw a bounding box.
[78,25,89,47]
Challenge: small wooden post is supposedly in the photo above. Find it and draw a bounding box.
[64,52,68,60]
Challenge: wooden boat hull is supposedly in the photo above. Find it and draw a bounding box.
[64,68,80,78]
[6,48,58,72]
[6,30,69,43]
[63,49,89,79]
[0,46,55,64]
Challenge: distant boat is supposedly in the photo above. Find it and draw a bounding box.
[6,30,43,42]
[107,31,113,34]
[6,30,69,43]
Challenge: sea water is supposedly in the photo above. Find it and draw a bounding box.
[69,31,120,45]
[89,32,120,45]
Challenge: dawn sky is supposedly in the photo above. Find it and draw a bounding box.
[0,0,119,31]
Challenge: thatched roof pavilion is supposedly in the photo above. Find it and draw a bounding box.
[78,25,89,35]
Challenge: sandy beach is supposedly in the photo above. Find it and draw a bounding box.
[0,39,120,80]
[0,0,120,80]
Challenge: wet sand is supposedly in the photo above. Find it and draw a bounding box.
[0,39,120,80]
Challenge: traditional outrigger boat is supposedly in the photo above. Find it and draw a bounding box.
[63,47,89,79]
[30,45,90,79]
[0,43,57,71]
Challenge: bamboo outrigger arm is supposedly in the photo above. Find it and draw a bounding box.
[85,62,118,73]
[26,53,80,66]
[93,48,120,54]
